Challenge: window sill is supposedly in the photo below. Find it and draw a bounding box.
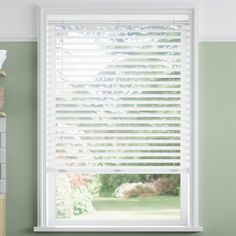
[34,226,203,232]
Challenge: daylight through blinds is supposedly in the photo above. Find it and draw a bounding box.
[46,15,191,174]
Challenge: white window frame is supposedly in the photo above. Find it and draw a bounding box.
[35,1,201,232]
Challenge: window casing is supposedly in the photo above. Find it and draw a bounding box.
[36,4,200,232]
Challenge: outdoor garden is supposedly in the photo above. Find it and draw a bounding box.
[56,173,180,220]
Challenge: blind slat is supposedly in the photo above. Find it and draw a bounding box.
[47,166,188,174]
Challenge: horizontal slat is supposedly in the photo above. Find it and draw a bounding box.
[50,87,183,92]
[48,80,177,85]
[53,105,181,110]
[52,126,181,130]
[48,22,188,27]
[48,29,186,34]
[53,107,182,112]
[48,61,182,66]
[47,74,182,79]
[53,106,183,110]
[49,38,186,43]
[48,55,182,61]
[50,104,189,112]
[53,153,182,157]
[55,146,182,151]
[49,61,183,66]
[53,101,181,106]
[47,26,187,33]
[50,94,181,99]
[48,40,184,46]
[53,114,182,119]
[53,145,182,150]
[48,41,184,46]
[47,36,184,42]
[47,80,182,84]
[48,36,185,42]
[53,128,182,136]
[52,93,182,97]
[51,115,184,121]
[48,159,183,164]
[48,59,181,65]
[52,137,181,142]
[47,33,184,38]
[51,103,184,107]
[47,73,181,77]
[53,127,180,132]
[54,113,181,118]
[54,146,182,151]
[48,50,182,55]
[53,153,182,158]
[51,121,188,127]
[52,109,183,114]
[52,133,189,140]
[47,68,182,73]
[53,139,181,144]
[48,46,183,52]
[50,95,184,99]
[48,54,182,59]
[53,113,182,117]
[54,108,180,113]
[53,154,183,159]
[53,129,183,134]
[47,47,183,53]
[51,121,180,126]
[49,87,181,92]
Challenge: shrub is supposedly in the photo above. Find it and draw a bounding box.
[152,176,180,196]
[99,174,180,197]
[56,174,73,218]
[56,174,95,218]
[72,185,95,216]
[112,175,180,198]
[113,182,157,198]
[99,174,153,197]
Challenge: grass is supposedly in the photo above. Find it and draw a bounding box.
[93,195,180,211]
[71,196,180,220]
[74,195,181,220]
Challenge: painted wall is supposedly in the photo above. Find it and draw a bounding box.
[1,42,236,236]
[1,0,236,41]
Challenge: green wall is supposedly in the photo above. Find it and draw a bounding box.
[1,42,236,236]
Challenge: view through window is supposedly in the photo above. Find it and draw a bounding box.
[37,10,198,230]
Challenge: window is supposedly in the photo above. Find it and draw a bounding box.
[35,4,201,232]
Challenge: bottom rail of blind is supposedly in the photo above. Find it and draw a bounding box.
[47,166,189,174]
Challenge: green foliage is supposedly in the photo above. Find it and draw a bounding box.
[99,174,180,197]
[98,174,153,197]
[56,174,180,218]
[113,182,157,198]
[152,176,180,196]
[56,174,95,218]
[169,174,180,196]
[72,185,94,216]
[56,175,74,218]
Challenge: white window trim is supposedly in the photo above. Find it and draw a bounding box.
[35,1,201,232]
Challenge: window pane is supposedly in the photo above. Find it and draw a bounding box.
[42,11,194,229]
[55,173,180,220]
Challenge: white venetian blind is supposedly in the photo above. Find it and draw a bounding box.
[46,14,191,174]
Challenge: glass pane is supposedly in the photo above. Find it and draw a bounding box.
[55,173,180,220]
